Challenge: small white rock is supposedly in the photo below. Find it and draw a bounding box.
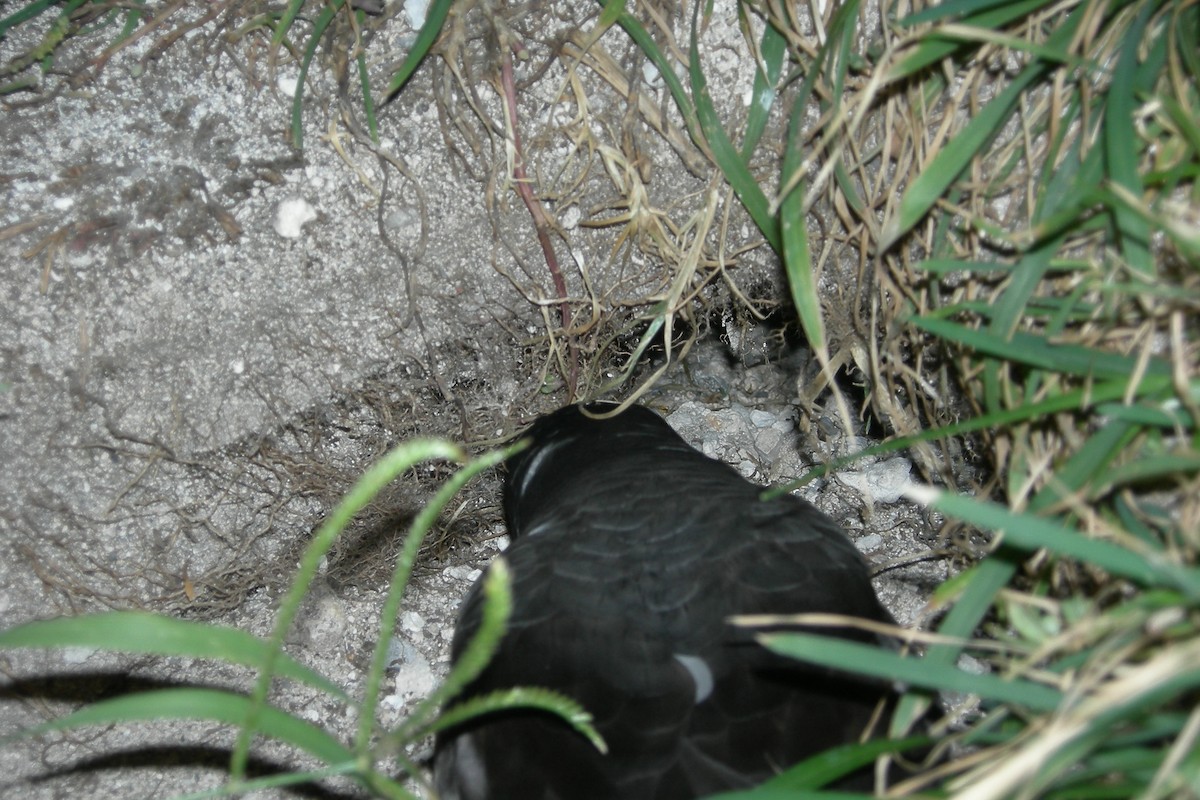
[560,204,582,229]
[749,409,776,428]
[838,457,914,505]
[276,74,299,97]
[641,60,663,89]
[400,610,425,641]
[404,0,430,28]
[753,427,783,458]
[387,645,435,702]
[273,197,317,238]
[443,564,479,583]
[854,533,883,552]
[62,646,96,664]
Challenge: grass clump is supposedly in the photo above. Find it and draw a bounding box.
[695,0,1200,796]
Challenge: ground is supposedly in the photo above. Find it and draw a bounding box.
[0,3,947,797]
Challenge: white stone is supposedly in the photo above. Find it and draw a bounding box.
[837,457,914,504]
[854,533,883,552]
[273,197,317,239]
[405,0,430,28]
[276,74,299,97]
[749,409,776,428]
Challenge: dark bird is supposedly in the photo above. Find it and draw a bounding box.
[434,403,900,800]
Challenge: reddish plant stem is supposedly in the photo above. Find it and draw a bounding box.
[500,47,580,398]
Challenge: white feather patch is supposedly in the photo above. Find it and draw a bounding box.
[674,653,714,704]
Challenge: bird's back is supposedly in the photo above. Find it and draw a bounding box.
[434,405,897,799]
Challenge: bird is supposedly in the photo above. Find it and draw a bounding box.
[433,403,902,800]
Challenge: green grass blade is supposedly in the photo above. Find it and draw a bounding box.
[899,0,1056,27]
[890,0,1059,81]
[882,4,1088,249]
[384,0,454,97]
[758,631,1063,712]
[880,63,1044,250]
[356,9,378,143]
[1029,417,1136,512]
[1105,2,1156,276]
[0,611,347,700]
[765,373,1177,496]
[979,237,1066,411]
[614,11,694,122]
[611,7,708,178]
[703,736,929,797]
[687,6,778,253]
[915,489,1200,599]
[388,556,601,756]
[3,687,352,765]
[1099,453,1200,490]
[1095,399,1195,429]
[389,555,514,746]
[740,12,785,161]
[905,556,1016,730]
[391,553,604,756]
[271,0,307,48]
[908,316,1174,379]
[360,444,519,752]
[831,158,867,218]
[1159,94,1200,158]
[232,437,465,779]
[421,685,606,753]
[0,0,61,38]
[1174,3,1200,80]
[752,736,930,793]
[780,195,821,351]
[115,1,145,45]
[919,23,1085,67]
[595,0,628,30]
[290,1,341,149]
[774,2,861,353]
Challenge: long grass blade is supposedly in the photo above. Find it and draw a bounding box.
[909,316,1174,379]
[0,612,347,700]
[912,488,1200,599]
[232,438,465,780]
[384,0,454,97]
[687,6,778,253]
[365,445,521,750]
[290,1,341,149]
[2,688,352,765]
[739,13,784,161]
[1105,2,1157,276]
[759,632,1063,711]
